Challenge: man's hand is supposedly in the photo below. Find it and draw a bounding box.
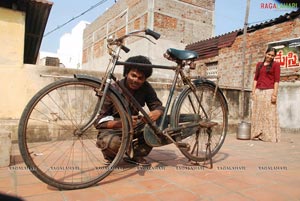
[102,120,122,129]
[148,110,163,121]
[132,116,140,127]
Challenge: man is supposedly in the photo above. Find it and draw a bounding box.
[95,55,164,165]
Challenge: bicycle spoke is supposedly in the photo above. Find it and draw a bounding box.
[171,83,228,162]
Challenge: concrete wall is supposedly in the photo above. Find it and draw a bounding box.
[278,81,300,132]
[0,64,103,142]
[0,7,25,67]
[0,7,26,119]
[0,7,24,67]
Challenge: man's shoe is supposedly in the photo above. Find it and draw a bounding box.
[123,156,150,166]
[104,159,112,165]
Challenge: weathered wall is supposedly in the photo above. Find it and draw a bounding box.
[278,81,300,132]
[0,64,103,142]
[0,7,24,67]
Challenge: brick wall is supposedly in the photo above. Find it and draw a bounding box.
[191,16,300,131]
[192,18,300,90]
[82,0,214,72]
[154,0,213,44]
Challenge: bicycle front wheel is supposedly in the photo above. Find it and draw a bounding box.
[18,78,129,190]
[170,82,228,162]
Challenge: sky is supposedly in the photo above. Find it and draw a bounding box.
[40,0,299,53]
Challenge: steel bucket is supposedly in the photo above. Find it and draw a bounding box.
[236,121,251,140]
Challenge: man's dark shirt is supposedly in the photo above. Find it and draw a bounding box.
[95,78,164,127]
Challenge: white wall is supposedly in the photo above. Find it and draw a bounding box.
[57,21,90,69]
[278,81,300,130]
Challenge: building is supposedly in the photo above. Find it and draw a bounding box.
[57,21,90,69]
[39,21,90,69]
[0,0,52,120]
[186,9,300,131]
[0,0,52,66]
[82,0,215,78]
[38,51,60,67]
[0,0,104,144]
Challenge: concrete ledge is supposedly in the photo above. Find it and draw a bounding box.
[0,129,12,167]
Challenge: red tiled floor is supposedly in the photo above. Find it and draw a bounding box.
[212,192,253,201]
[15,174,41,186]
[241,187,294,201]
[24,192,64,201]
[188,182,230,198]
[100,182,147,199]
[63,188,109,201]
[267,183,300,199]
[0,132,299,201]
[16,183,55,197]
[116,193,160,201]
[214,177,253,191]
[0,176,14,189]
[135,178,174,191]
[152,187,199,201]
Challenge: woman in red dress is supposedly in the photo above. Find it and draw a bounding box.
[251,47,281,142]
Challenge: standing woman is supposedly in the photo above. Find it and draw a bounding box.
[251,47,281,142]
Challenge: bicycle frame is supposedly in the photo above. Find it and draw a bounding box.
[78,29,207,142]
[113,61,180,135]
[98,59,202,144]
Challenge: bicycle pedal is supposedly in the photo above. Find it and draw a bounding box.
[177,142,190,150]
[199,121,218,128]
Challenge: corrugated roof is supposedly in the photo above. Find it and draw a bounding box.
[245,8,300,33]
[186,8,300,59]
[0,0,53,64]
[186,31,238,59]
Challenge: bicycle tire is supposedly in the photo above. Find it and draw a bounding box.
[18,78,129,190]
[170,82,228,162]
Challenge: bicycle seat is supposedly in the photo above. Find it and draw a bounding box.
[166,48,198,61]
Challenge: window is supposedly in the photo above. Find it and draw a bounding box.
[206,61,218,80]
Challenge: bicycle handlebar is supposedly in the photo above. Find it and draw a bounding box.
[108,29,160,53]
[145,29,160,40]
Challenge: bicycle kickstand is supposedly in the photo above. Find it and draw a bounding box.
[204,128,213,169]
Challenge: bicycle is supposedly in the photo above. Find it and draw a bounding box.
[18,29,228,190]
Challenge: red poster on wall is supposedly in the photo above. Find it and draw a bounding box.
[269,38,300,68]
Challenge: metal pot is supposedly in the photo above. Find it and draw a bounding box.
[236,121,251,140]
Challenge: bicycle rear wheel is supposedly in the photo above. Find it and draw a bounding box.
[18,78,129,190]
[170,82,228,162]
